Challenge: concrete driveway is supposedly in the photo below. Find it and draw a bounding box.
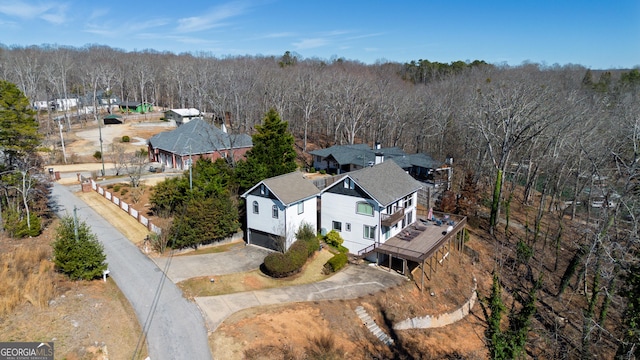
[153,245,272,282]
[195,264,407,331]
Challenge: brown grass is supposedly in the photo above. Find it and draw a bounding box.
[0,245,57,316]
[179,249,335,298]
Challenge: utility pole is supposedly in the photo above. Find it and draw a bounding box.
[73,205,79,242]
[58,119,67,164]
[98,117,105,176]
[189,144,193,191]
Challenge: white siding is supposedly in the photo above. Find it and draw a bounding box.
[245,194,286,237]
[320,192,380,254]
[282,197,317,250]
[246,195,317,252]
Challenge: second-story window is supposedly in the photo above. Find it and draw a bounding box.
[356,202,374,216]
[253,201,259,214]
[272,205,279,219]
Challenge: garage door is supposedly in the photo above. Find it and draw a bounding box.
[248,229,281,252]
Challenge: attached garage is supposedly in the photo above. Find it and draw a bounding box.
[247,229,281,252]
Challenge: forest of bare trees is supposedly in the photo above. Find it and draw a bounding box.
[1,43,639,358]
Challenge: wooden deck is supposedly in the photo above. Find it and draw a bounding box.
[373,214,467,263]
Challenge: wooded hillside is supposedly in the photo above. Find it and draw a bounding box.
[1,44,638,358]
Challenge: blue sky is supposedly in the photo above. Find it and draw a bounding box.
[1,0,638,69]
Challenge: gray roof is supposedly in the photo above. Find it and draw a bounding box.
[309,144,441,169]
[244,171,320,206]
[148,118,252,156]
[336,160,423,206]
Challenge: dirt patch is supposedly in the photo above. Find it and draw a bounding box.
[211,238,488,359]
[0,220,146,359]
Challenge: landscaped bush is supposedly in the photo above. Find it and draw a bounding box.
[121,135,130,143]
[324,253,348,273]
[263,223,320,278]
[324,230,343,248]
[93,151,102,160]
[113,184,121,192]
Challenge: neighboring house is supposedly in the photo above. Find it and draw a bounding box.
[241,171,320,252]
[148,118,252,170]
[309,143,452,189]
[164,108,202,126]
[118,101,153,113]
[319,160,423,255]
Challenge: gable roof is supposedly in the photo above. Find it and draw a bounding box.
[325,160,423,206]
[242,171,320,206]
[309,144,442,169]
[167,108,201,117]
[149,118,252,156]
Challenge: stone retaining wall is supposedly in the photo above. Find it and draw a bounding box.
[394,279,477,330]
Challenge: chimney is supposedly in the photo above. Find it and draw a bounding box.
[375,152,384,165]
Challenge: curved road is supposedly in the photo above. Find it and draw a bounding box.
[50,183,212,360]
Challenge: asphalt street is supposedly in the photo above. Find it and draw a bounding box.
[50,183,212,360]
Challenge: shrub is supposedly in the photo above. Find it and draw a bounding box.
[3,208,41,238]
[319,169,326,174]
[263,226,319,278]
[120,188,129,196]
[113,184,121,192]
[121,135,130,143]
[53,216,107,280]
[325,253,348,273]
[309,167,316,173]
[324,230,344,248]
[93,151,102,160]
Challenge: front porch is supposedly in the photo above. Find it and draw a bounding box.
[360,212,467,292]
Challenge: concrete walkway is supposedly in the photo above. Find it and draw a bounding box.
[194,264,407,331]
[153,245,272,283]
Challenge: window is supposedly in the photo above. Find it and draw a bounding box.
[403,195,413,208]
[260,184,268,196]
[345,223,351,231]
[356,202,374,216]
[343,178,355,189]
[332,221,342,231]
[297,202,304,214]
[252,201,259,214]
[364,225,375,240]
[272,205,279,219]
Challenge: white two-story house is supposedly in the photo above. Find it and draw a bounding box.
[242,171,320,252]
[319,160,423,254]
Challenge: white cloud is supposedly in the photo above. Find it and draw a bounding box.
[262,32,295,39]
[176,1,252,33]
[293,38,329,50]
[0,1,68,24]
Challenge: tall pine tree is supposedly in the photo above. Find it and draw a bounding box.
[235,108,297,191]
[0,80,42,166]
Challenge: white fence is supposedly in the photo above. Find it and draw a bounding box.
[89,179,161,235]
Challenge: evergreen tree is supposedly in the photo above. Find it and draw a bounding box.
[0,80,42,165]
[169,193,239,249]
[235,108,297,192]
[617,261,640,359]
[53,216,108,280]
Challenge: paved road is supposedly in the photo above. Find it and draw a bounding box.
[50,183,212,360]
[195,264,407,331]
